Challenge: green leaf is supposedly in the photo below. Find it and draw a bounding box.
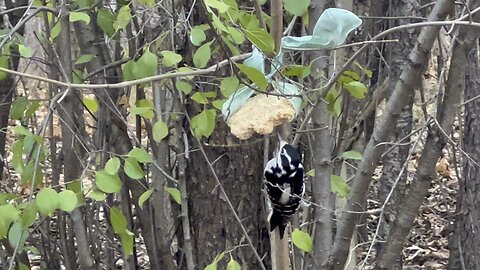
[76,0,94,8]
[161,50,182,67]
[176,80,192,94]
[97,8,116,37]
[69,11,90,24]
[165,187,181,204]
[236,63,268,91]
[212,99,226,110]
[87,190,107,201]
[124,157,145,179]
[211,13,228,32]
[306,169,315,177]
[8,221,28,251]
[284,0,310,16]
[353,61,372,78]
[10,96,28,120]
[130,105,154,119]
[11,140,24,173]
[227,27,245,44]
[135,50,158,79]
[75,54,96,65]
[122,60,136,81]
[110,207,127,234]
[344,81,367,99]
[138,189,154,209]
[341,150,362,160]
[120,230,134,256]
[220,77,239,97]
[18,263,29,270]
[128,148,154,163]
[18,44,33,58]
[191,109,216,139]
[245,28,275,55]
[105,157,121,175]
[191,92,210,104]
[138,0,155,7]
[95,170,122,193]
[178,67,195,80]
[73,69,85,83]
[82,97,99,113]
[51,22,61,40]
[21,203,37,228]
[341,70,360,82]
[292,228,313,252]
[326,88,342,117]
[281,64,311,79]
[113,5,132,30]
[331,175,350,198]
[226,258,241,270]
[21,160,43,187]
[35,188,59,216]
[193,41,212,68]
[204,253,225,270]
[190,27,206,46]
[0,47,9,80]
[58,190,78,212]
[152,120,168,142]
[25,100,40,118]
[0,193,18,204]
[204,0,230,13]
[0,204,20,239]
[204,262,217,270]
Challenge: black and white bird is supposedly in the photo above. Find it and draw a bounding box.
[264,138,304,239]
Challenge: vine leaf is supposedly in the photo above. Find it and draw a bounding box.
[36,188,59,217]
[292,228,313,252]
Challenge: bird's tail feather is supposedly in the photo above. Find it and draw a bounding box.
[269,210,287,239]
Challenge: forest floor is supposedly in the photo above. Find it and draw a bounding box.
[357,142,458,268]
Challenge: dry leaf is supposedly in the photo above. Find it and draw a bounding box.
[435,157,451,178]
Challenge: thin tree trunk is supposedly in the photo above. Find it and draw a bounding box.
[376,1,419,268]
[54,5,96,269]
[329,0,454,268]
[448,18,480,270]
[306,0,334,268]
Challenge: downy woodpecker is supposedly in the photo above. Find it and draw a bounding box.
[264,138,304,239]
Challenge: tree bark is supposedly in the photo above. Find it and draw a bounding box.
[448,16,480,270]
[306,0,335,268]
[55,6,95,269]
[376,1,419,268]
[186,126,268,269]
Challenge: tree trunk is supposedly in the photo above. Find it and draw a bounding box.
[187,125,269,269]
[376,1,418,268]
[448,34,480,270]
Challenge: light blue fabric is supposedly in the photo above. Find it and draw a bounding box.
[222,86,254,120]
[273,81,302,115]
[243,47,265,74]
[282,8,362,50]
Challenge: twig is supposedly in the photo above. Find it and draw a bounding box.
[0,53,251,88]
